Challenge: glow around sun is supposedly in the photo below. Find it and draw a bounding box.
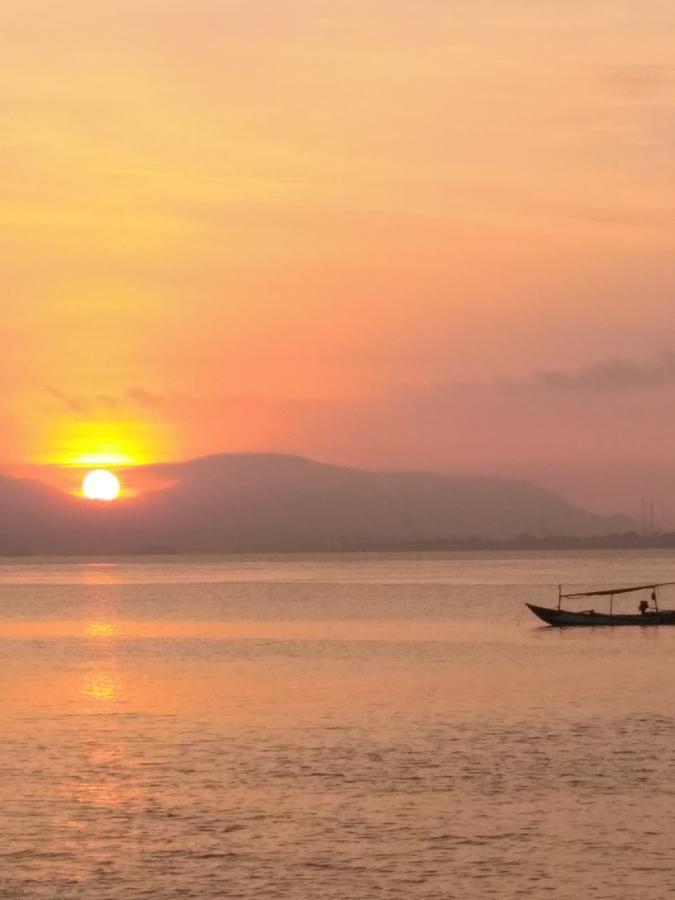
[82,469,121,501]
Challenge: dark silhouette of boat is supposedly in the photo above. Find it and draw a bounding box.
[526,582,675,627]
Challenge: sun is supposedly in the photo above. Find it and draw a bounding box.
[82,470,121,502]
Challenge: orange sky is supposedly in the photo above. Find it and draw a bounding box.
[2,1,675,516]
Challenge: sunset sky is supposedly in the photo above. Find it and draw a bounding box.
[2,1,675,517]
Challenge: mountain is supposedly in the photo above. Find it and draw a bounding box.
[0,454,634,555]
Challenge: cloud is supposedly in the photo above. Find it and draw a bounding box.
[386,352,675,401]
[49,389,90,416]
[560,205,675,229]
[126,387,164,408]
[592,64,675,99]
[49,386,164,417]
[530,352,675,392]
[448,351,671,415]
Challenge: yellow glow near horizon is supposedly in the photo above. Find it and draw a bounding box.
[42,418,169,469]
[72,452,135,467]
[82,470,121,502]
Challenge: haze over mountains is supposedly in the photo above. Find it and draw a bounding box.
[0,454,634,556]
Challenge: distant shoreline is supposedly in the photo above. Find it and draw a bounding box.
[338,532,675,553]
[2,532,675,558]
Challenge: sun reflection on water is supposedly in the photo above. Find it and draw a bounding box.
[86,621,117,638]
[77,564,124,586]
[82,671,117,702]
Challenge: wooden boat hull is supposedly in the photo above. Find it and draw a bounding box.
[526,603,675,627]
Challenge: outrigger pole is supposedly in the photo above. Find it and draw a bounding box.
[561,581,675,599]
[557,581,675,616]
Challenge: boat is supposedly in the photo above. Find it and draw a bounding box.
[526,582,675,627]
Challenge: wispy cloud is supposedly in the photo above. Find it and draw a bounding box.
[125,387,164,408]
[592,64,675,99]
[49,386,164,417]
[529,352,675,392]
[559,205,675,229]
[392,352,675,399]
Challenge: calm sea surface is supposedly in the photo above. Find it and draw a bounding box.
[2,551,675,899]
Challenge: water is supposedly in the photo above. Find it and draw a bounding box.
[2,551,675,899]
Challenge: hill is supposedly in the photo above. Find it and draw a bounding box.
[0,454,633,555]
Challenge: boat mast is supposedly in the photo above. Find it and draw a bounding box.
[558,584,562,610]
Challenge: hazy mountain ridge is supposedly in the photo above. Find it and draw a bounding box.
[0,454,634,555]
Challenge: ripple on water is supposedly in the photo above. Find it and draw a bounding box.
[2,555,675,898]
